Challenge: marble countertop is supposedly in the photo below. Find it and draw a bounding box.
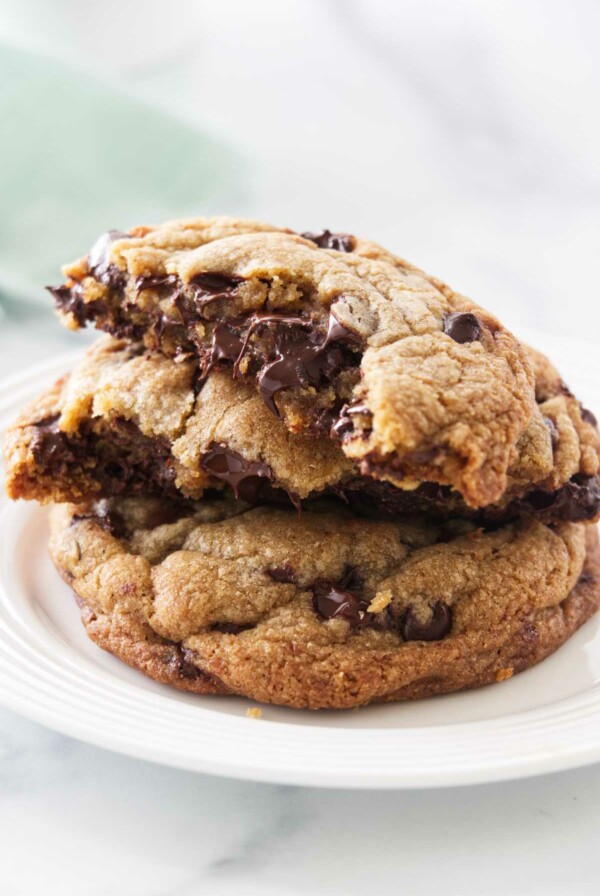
[1,2,600,893]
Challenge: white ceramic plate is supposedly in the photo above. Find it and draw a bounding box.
[1,338,600,789]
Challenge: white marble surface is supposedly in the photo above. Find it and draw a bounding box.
[1,2,600,893]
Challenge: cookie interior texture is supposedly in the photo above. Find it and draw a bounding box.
[48,216,538,508]
[4,336,599,524]
[49,495,600,709]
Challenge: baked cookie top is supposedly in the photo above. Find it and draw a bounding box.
[49,494,596,709]
[5,337,600,521]
[5,336,599,524]
[49,216,535,507]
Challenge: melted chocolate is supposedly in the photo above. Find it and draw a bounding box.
[48,283,89,327]
[252,311,361,416]
[210,322,246,365]
[199,443,301,509]
[135,273,178,292]
[520,474,600,522]
[189,272,243,313]
[341,472,600,526]
[399,601,452,641]
[200,443,274,502]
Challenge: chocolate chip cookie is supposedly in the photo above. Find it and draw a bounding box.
[49,494,599,709]
[5,336,599,523]
[48,217,536,507]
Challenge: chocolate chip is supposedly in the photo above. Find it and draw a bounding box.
[399,601,452,641]
[578,570,595,587]
[443,312,482,344]
[581,406,598,428]
[200,443,274,502]
[210,622,254,635]
[313,584,370,626]
[267,565,297,584]
[543,416,559,449]
[330,403,372,440]
[301,229,355,252]
[87,229,129,289]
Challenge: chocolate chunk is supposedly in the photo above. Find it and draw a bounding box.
[267,565,297,584]
[253,311,361,416]
[543,416,560,449]
[301,229,355,252]
[87,229,129,289]
[47,283,88,327]
[200,443,274,502]
[524,474,600,522]
[313,583,370,626]
[330,403,372,440]
[443,312,481,344]
[581,406,598,428]
[166,644,202,680]
[399,601,452,641]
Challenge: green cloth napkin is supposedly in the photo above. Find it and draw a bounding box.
[0,44,245,306]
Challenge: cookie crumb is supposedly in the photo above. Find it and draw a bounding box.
[368,590,393,613]
[496,667,513,682]
[246,706,262,719]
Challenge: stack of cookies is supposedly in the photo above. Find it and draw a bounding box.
[4,218,600,709]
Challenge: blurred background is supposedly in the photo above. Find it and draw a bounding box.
[0,0,599,378]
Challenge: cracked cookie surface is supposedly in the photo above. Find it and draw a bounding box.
[49,216,536,507]
[49,495,599,709]
[5,336,599,524]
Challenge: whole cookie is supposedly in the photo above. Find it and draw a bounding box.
[5,336,599,524]
[49,216,536,507]
[49,495,599,709]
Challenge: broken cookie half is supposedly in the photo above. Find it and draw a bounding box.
[4,336,599,525]
[47,216,537,507]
